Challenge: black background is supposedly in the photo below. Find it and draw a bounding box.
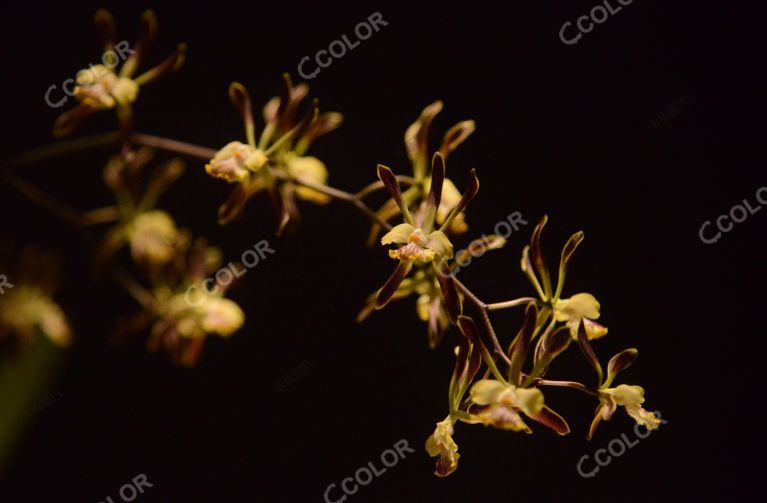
[0,0,763,501]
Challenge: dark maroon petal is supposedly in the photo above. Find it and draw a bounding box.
[577,320,604,386]
[268,184,290,236]
[439,120,475,157]
[587,403,605,440]
[434,261,461,322]
[530,215,552,300]
[375,261,413,308]
[508,302,538,385]
[607,348,638,383]
[424,152,445,231]
[406,100,442,162]
[533,325,571,369]
[52,105,95,139]
[439,169,479,231]
[94,9,117,51]
[528,405,570,435]
[457,316,482,382]
[122,10,158,77]
[218,185,250,225]
[376,165,413,224]
[135,44,187,86]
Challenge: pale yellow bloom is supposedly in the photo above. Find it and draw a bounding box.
[206,141,268,183]
[127,210,178,267]
[165,294,245,339]
[554,292,608,340]
[73,65,138,109]
[285,154,331,204]
[600,384,661,430]
[0,286,72,347]
[425,418,460,477]
[469,380,544,432]
[381,223,453,263]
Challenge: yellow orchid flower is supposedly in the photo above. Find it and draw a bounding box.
[554,292,608,340]
[205,141,268,183]
[468,379,544,433]
[425,417,460,477]
[127,210,179,268]
[589,384,661,439]
[284,153,331,204]
[73,64,139,109]
[381,223,453,263]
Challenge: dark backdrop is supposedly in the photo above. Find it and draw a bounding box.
[0,0,763,501]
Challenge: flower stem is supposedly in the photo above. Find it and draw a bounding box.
[453,277,511,367]
[131,133,217,159]
[486,297,539,311]
[274,172,393,230]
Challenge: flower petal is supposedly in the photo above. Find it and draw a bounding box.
[377,164,414,225]
[556,293,601,322]
[508,302,538,386]
[423,153,445,233]
[427,230,453,259]
[439,120,476,158]
[375,261,413,308]
[605,348,638,387]
[469,379,506,405]
[554,231,584,300]
[527,405,570,435]
[381,223,415,245]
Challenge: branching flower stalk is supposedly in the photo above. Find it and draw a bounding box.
[0,8,661,478]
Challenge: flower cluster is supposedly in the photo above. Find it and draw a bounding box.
[204,75,342,232]
[53,9,186,138]
[0,247,73,349]
[358,103,482,348]
[419,217,659,477]
[2,8,660,477]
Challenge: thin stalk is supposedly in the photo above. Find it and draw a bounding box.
[486,297,539,311]
[453,277,511,367]
[275,172,392,230]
